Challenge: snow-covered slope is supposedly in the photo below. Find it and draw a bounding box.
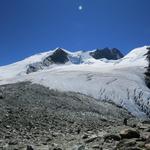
[0,46,150,118]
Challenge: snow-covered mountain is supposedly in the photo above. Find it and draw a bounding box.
[0,46,150,118]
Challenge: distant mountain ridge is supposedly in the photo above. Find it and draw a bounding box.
[0,46,150,118]
[26,47,123,74]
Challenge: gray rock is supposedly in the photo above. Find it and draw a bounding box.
[103,134,121,141]
[0,91,3,99]
[84,135,98,143]
[145,143,150,149]
[27,145,34,150]
[53,148,62,150]
[92,145,102,149]
[136,141,145,148]
[82,134,89,139]
[8,140,18,145]
[0,82,137,150]
[72,144,86,150]
[120,128,140,139]
[116,139,137,149]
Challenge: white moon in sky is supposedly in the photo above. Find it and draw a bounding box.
[78,5,83,10]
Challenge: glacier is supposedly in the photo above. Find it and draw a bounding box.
[0,46,150,118]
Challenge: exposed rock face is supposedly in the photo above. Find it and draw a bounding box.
[26,48,124,74]
[90,48,124,60]
[26,62,43,74]
[27,48,69,74]
[43,48,69,65]
[145,47,150,88]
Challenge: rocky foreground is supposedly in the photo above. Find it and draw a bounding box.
[0,82,150,150]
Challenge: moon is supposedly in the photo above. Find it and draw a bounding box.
[78,5,83,11]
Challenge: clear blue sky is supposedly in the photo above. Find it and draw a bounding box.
[0,0,150,66]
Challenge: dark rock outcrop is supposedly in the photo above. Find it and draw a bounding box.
[26,47,124,74]
[27,145,34,150]
[90,48,124,60]
[26,62,43,74]
[43,48,69,66]
[145,47,150,88]
[120,128,140,139]
[0,91,3,99]
[26,48,69,74]
[103,134,121,141]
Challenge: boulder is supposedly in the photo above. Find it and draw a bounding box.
[120,128,140,139]
[82,134,89,139]
[140,132,150,141]
[26,145,34,150]
[53,148,62,150]
[136,141,145,148]
[116,139,137,149]
[0,92,3,99]
[103,134,121,141]
[84,134,98,143]
[145,127,150,132]
[92,145,101,149]
[145,143,150,150]
[72,144,86,150]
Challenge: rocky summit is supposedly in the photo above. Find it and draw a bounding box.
[89,48,124,60]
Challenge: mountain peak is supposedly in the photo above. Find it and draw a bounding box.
[43,48,69,65]
[90,47,124,60]
[54,47,66,52]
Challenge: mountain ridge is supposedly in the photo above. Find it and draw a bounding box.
[0,46,150,118]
